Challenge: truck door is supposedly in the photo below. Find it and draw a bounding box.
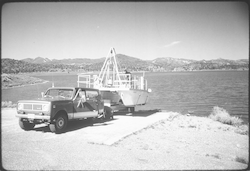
[73,89,97,119]
[85,90,100,113]
[97,91,104,114]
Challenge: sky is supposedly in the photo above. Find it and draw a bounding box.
[2,2,249,61]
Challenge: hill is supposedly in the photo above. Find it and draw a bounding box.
[2,55,249,74]
[1,58,79,74]
[22,56,105,65]
[177,58,249,71]
[151,57,196,71]
[22,57,51,64]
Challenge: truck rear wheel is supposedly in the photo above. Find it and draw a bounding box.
[19,119,35,130]
[49,114,68,134]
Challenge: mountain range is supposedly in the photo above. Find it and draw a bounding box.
[2,54,248,74]
[22,57,105,65]
[21,54,249,71]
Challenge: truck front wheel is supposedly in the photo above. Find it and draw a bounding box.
[49,114,68,134]
[19,119,35,130]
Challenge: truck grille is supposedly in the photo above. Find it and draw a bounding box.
[23,104,42,110]
[33,104,42,110]
[23,104,32,110]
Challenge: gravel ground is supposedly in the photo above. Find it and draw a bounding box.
[2,108,249,170]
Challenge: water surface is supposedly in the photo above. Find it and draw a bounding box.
[2,71,248,122]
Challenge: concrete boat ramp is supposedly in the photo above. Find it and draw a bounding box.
[81,111,179,145]
[2,108,179,145]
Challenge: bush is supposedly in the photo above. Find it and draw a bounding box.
[1,101,17,108]
[235,124,249,135]
[235,156,248,164]
[208,106,243,126]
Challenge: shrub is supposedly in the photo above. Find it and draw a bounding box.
[1,101,17,108]
[235,124,249,135]
[208,106,243,126]
[235,156,248,164]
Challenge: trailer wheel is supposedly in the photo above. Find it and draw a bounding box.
[104,106,113,120]
[128,107,135,113]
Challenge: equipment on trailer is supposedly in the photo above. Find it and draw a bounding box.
[77,47,151,113]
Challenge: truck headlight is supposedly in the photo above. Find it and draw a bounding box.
[42,104,50,111]
[17,103,23,110]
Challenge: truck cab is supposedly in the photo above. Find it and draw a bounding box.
[16,87,113,134]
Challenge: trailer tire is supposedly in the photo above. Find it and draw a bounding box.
[128,107,135,113]
[104,106,113,120]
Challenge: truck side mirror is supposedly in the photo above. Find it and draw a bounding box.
[96,95,101,100]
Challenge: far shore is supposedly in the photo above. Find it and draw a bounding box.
[6,68,249,76]
[1,73,50,90]
[2,69,248,88]
[1,80,49,90]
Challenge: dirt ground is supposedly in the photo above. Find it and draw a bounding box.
[116,114,249,170]
[1,108,249,170]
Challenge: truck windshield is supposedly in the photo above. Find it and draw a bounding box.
[45,89,73,99]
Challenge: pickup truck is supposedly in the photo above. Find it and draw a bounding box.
[16,87,113,134]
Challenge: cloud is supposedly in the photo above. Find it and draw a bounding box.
[163,41,181,48]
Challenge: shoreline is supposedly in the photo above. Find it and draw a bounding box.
[3,106,248,125]
[2,80,49,90]
[2,72,248,124]
[2,107,248,131]
[5,69,249,75]
[1,73,49,90]
[2,107,248,138]
[2,70,248,87]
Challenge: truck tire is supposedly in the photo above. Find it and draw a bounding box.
[104,106,113,120]
[49,114,68,134]
[19,119,35,130]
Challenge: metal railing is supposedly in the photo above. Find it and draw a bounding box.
[77,73,147,90]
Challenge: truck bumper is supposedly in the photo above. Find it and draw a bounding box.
[16,113,50,120]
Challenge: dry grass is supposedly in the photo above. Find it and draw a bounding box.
[234,124,249,135]
[208,106,243,126]
[235,156,248,164]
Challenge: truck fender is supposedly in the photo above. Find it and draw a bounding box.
[51,110,68,123]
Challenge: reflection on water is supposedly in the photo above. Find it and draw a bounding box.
[2,71,248,122]
[139,71,248,123]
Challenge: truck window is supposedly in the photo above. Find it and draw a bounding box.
[46,89,73,99]
[85,90,98,100]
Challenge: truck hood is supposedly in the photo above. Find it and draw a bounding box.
[18,97,72,103]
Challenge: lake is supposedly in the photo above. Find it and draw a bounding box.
[2,71,248,123]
